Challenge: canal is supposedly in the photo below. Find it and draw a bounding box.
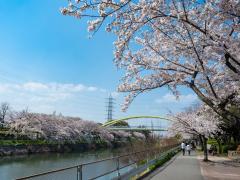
[0,148,133,180]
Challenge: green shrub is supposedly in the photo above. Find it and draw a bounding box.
[207,139,218,145]
[138,159,147,166]
[222,144,238,153]
[149,151,177,171]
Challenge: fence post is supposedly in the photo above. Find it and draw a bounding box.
[147,151,149,163]
[77,165,82,180]
[117,157,120,179]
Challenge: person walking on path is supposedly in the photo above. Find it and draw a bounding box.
[186,144,191,155]
[181,142,186,156]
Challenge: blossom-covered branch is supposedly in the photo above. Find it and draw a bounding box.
[61,0,240,120]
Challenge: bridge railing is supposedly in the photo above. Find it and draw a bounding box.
[108,127,168,131]
[16,144,179,180]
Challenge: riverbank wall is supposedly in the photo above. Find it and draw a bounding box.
[0,143,107,156]
[0,140,130,156]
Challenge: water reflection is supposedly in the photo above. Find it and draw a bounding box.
[0,149,134,180]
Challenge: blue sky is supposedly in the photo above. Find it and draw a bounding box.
[0,0,198,125]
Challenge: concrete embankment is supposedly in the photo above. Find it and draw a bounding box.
[0,143,103,156]
[0,140,130,156]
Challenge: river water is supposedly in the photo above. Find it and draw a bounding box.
[0,148,133,180]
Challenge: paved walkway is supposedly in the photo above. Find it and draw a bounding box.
[198,155,240,180]
[151,151,203,180]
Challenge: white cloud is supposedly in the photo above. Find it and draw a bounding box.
[0,85,8,93]
[23,82,48,91]
[0,82,101,94]
[0,82,107,114]
[0,82,198,123]
[73,84,86,91]
[87,86,98,92]
[155,93,198,105]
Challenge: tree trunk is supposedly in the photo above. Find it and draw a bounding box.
[217,139,222,154]
[203,136,208,161]
[199,135,204,151]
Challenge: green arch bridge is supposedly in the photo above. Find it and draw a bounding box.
[102,115,173,131]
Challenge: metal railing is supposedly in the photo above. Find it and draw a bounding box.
[108,127,168,131]
[16,145,179,180]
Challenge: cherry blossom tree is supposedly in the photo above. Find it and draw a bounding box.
[169,105,221,161]
[8,112,114,144]
[7,111,145,144]
[61,0,240,122]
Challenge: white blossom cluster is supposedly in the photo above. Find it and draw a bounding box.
[133,132,146,139]
[61,0,240,120]
[169,105,221,138]
[7,111,145,144]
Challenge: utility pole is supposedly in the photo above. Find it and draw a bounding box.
[151,120,154,139]
[106,94,114,121]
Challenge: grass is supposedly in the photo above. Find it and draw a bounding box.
[0,140,51,146]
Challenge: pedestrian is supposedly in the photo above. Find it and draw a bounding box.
[210,145,217,156]
[191,141,196,150]
[186,144,191,155]
[181,142,186,156]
